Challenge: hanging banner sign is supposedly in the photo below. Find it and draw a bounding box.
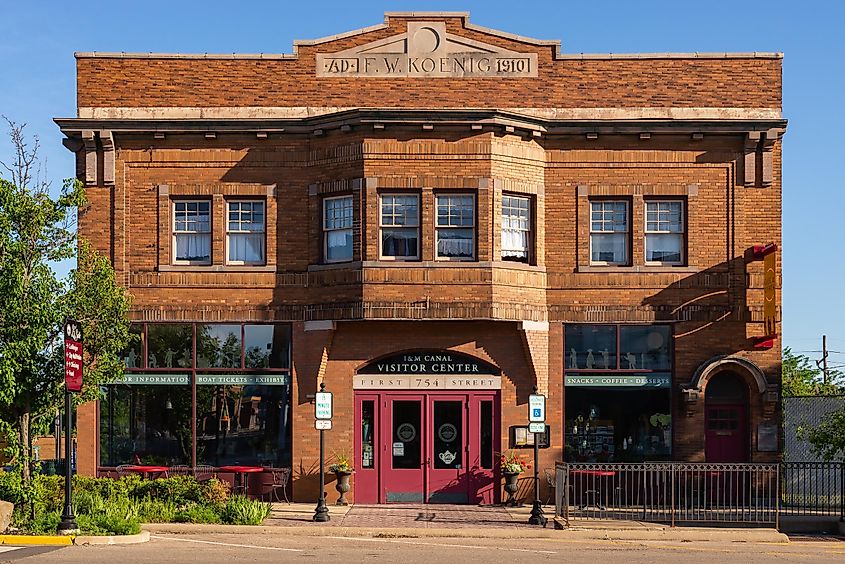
[64,320,83,393]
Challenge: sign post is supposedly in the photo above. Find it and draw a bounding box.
[527,387,547,526]
[57,319,82,535]
[313,382,333,522]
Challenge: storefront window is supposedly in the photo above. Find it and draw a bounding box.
[195,378,290,467]
[361,401,375,469]
[244,324,290,369]
[197,324,242,368]
[564,324,673,462]
[147,323,192,369]
[99,384,192,466]
[121,324,144,369]
[565,387,671,462]
[565,325,617,370]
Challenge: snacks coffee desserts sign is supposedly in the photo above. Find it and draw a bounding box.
[317,21,537,78]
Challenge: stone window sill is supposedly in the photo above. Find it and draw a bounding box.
[577,265,700,274]
[158,264,277,273]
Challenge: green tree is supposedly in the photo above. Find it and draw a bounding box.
[781,347,844,396]
[0,119,132,485]
[804,408,845,462]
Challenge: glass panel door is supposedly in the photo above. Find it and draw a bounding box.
[381,396,425,502]
[427,397,468,503]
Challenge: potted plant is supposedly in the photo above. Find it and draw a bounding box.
[329,452,354,506]
[500,451,529,506]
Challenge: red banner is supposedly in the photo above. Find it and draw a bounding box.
[64,320,83,392]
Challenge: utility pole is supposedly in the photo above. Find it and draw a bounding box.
[822,335,829,385]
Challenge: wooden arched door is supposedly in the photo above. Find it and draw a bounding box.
[704,371,749,462]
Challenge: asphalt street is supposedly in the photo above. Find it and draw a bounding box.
[2,534,845,563]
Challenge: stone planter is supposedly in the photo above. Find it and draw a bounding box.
[502,471,521,506]
[334,470,353,505]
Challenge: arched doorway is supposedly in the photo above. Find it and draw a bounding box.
[704,371,749,462]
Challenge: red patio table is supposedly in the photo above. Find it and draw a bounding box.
[123,465,170,479]
[569,469,617,510]
[219,465,264,496]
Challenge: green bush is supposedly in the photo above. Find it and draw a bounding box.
[28,509,62,534]
[0,470,24,505]
[220,495,271,525]
[199,478,231,505]
[134,497,177,523]
[77,513,141,536]
[174,504,222,524]
[132,476,205,504]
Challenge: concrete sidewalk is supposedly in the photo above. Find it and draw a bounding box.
[142,503,789,543]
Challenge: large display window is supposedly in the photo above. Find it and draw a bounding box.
[564,324,673,462]
[99,322,291,467]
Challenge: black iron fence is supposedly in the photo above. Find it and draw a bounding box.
[780,462,844,517]
[555,462,845,527]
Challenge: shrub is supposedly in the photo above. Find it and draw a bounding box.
[199,478,230,505]
[134,497,177,523]
[0,470,24,505]
[77,513,141,536]
[174,504,222,524]
[28,509,61,534]
[220,495,271,525]
[132,476,204,504]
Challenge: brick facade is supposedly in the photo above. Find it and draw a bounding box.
[58,12,784,503]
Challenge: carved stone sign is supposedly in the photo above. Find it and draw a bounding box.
[317,22,537,78]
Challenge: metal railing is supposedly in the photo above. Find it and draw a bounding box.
[555,462,781,526]
[780,462,844,518]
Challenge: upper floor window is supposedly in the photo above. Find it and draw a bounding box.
[227,200,265,265]
[380,194,419,260]
[645,200,684,265]
[501,195,531,262]
[323,195,353,263]
[173,200,211,265]
[436,194,475,260]
[590,200,628,265]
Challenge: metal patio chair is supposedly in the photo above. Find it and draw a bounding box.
[265,467,291,503]
[544,468,556,505]
[193,464,217,483]
[168,464,191,477]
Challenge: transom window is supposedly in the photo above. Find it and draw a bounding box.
[501,195,531,262]
[380,194,420,260]
[645,200,684,264]
[227,200,265,265]
[173,200,211,265]
[323,195,354,263]
[590,200,628,265]
[436,194,475,260]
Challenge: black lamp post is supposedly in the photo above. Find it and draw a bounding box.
[313,382,330,522]
[57,319,82,535]
[528,386,547,526]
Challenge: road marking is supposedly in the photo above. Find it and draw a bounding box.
[326,536,557,554]
[149,535,303,552]
[0,546,24,554]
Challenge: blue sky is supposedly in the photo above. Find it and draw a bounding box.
[1,0,842,369]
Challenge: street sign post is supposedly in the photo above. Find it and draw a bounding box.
[528,387,547,526]
[313,383,332,522]
[57,320,82,535]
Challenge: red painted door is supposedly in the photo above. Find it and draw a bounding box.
[468,394,499,504]
[427,396,468,503]
[705,404,748,462]
[381,395,425,503]
[353,394,379,503]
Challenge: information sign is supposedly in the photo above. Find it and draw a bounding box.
[315,390,333,420]
[64,320,83,392]
[315,420,332,430]
[528,393,545,422]
[528,422,545,434]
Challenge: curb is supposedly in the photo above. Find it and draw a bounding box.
[0,534,74,546]
[144,522,789,543]
[74,531,150,545]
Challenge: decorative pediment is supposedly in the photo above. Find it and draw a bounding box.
[316,22,537,78]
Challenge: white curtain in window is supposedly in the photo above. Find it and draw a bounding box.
[437,232,473,258]
[502,228,528,258]
[175,233,211,262]
[326,229,353,261]
[591,233,627,263]
[228,233,265,263]
[645,233,682,262]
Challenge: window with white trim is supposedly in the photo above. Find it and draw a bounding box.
[173,200,211,265]
[590,200,628,265]
[380,194,419,260]
[226,200,265,265]
[436,194,475,260]
[501,195,531,262]
[645,200,684,264]
[323,195,353,263]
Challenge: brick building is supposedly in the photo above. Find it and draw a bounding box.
[56,12,784,504]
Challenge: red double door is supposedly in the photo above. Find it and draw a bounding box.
[354,392,499,504]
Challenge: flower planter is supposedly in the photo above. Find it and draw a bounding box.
[334,470,353,506]
[502,471,521,506]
